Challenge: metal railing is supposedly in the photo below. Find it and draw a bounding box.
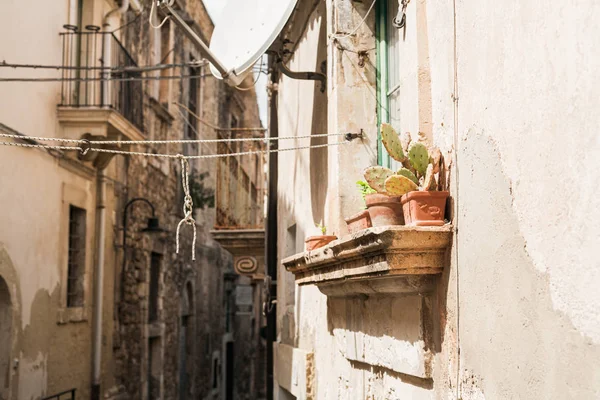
[42,388,76,400]
[59,25,143,131]
[215,138,266,230]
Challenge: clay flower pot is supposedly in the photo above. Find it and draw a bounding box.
[344,210,372,234]
[305,235,337,251]
[365,193,404,227]
[401,191,450,226]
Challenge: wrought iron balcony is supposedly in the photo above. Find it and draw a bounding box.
[59,26,143,131]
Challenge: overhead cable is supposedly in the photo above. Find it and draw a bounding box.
[0,134,354,160]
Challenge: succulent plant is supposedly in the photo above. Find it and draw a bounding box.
[381,123,406,162]
[384,175,418,196]
[364,166,395,193]
[361,124,445,196]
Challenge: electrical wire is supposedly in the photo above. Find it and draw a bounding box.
[329,0,377,42]
[174,102,267,132]
[149,0,170,29]
[0,73,210,83]
[0,61,206,73]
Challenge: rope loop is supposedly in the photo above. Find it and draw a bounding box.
[175,155,197,260]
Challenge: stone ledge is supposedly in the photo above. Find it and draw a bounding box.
[282,225,453,296]
[273,343,314,399]
[57,106,145,142]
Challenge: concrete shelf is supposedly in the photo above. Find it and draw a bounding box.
[283,225,453,297]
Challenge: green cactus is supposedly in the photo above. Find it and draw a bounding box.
[408,142,429,177]
[364,166,394,194]
[380,123,406,162]
[384,175,418,196]
[396,168,419,185]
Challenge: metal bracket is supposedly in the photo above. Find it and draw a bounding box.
[270,51,327,92]
[158,1,245,85]
[345,129,364,141]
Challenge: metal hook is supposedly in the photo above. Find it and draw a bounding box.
[392,12,406,29]
[393,0,410,29]
[79,139,91,156]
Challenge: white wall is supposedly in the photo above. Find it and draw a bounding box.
[276,0,600,398]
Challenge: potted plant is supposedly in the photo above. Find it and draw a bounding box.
[344,181,374,234]
[377,123,450,226]
[305,223,337,251]
[362,166,405,226]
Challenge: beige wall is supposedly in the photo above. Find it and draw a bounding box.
[276,0,600,399]
[0,1,121,399]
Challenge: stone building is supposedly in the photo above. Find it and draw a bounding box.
[0,1,265,399]
[267,0,600,399]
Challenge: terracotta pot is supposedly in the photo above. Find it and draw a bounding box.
[365,193,404,227]
[344,210,372,234]
[401,191,450,226]
[305,235,337,251]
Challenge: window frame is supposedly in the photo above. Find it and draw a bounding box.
[66,205,87,308]
[376,0,391,168]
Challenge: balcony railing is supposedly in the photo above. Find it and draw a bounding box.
[215,137,266,229]
[59,26,143,131]
[42,388,76,400]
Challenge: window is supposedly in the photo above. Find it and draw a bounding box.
[185,57,200,155]
[376,0,402,168]
[67,205,86,307]
[158,21,172,105]
[148,252,162,322]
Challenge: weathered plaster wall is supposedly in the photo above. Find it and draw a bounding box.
[276,0,600,399]
[451,1,600,398]
[276,2,435,399]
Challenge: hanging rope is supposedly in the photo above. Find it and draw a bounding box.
[175,155,196,260]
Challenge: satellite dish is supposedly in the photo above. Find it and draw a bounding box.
[208,0,298,86]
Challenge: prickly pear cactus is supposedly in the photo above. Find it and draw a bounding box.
[396,168,419,185]
[380,123,406,162]
[423,163,437,191]
[384,175,418,196]
[364,166,394,194]
[408,142,429,176]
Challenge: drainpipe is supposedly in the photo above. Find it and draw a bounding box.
[265,54,279,400]
[91,169,108,400]
[102,0,130,106]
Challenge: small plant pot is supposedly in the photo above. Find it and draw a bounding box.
[305,235,337,251]
[344,210,372,234]
[401,191,450,226]
[365,193,404,227]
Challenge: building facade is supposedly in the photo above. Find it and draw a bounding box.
[0,1,265,399]
[271,0,600,399]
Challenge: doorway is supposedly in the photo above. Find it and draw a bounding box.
[0,276,12,399]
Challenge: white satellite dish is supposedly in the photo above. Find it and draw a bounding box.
[159,0,298,87]
[208,0,298,85]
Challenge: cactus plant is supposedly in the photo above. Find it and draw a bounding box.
[396,168,418,185]
[364,125,445,195]
[381,123,406,162]
[407,142,429,176]
[384,175,418,196]
[364,166,394,194]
